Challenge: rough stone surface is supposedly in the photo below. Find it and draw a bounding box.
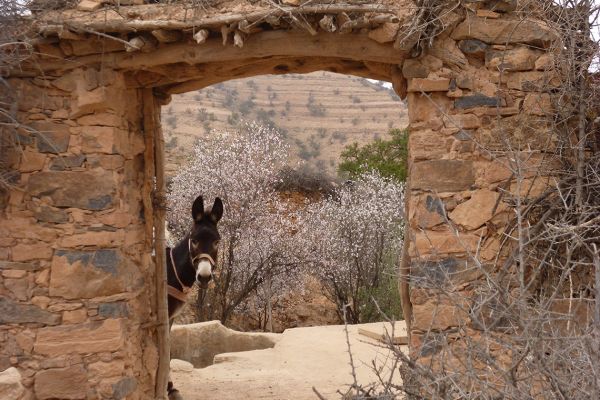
[411,160,474,192]
[408,78,450,92]
[171,321,279,368]
[27,171,115,210]
[34,319,124,356]
[0,297,60,325]
[49,249,135,299]
[455,93,502,109]
[49,154,86,171]
[449,190,506,230]
[485,47,543,71]
[0,367,25,400]
[458,39,489,58]
[34,365,87,400]
[31,121,71,154]
[112,377,137,399]
[451,18,558,46]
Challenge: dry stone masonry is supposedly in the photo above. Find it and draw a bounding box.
[1,0,559,397]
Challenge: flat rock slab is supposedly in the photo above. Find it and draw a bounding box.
[171,322,408,400]
[357,321,408,345]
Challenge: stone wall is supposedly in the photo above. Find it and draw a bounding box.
[1,67,158,399]
[1,0,563,397]
[402,1,558,367]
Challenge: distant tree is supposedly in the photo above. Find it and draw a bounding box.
[338,128,408,182]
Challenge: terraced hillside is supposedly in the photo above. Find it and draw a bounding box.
[162,71,408,176]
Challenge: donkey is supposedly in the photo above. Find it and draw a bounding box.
[166,195,223,400]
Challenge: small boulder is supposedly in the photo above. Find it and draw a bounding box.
[0,367,25,400]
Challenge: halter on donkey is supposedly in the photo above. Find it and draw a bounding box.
[166,195,223,400]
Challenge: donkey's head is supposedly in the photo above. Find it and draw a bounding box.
[189,195,223,289]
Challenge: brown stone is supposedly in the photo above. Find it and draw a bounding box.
[451,18,558,47]
[35,269,51,287]
[0,297,60,325]
[34,206,70,223]
[63,308,88,324]
[19,150,46,172]
[4,278,29,301]
[428,35,467,70]
[34,365,87,399]
[443,114,480,130]
[11,243,53,262]
[58,230,126,248]
[407,78,450,92]
[485,46,543,71]
[401,59,428,79]
[368,22,400,44]
[15,330,35,353]
[413,230,480,256]
[476,9,500,18]
[77,0,102,11]
[30,121,71,154]
[34,319,124,356]
[80,126,127,154]
[449,190,506,230]
[408,129,450,161]
[2,269,27,279]
[411,160,474,192]
[412,195,446,228]
[27,171,116,210]
[407,92,451,123]
[49,249,139,299]
[523,93,553,116]
[77,113,122,127]
[49,154,86,171]
[0,367,25,400]
[506,71,559,91]
[413,297,469,331]
[534,53,554,70]
[88,359,125,379]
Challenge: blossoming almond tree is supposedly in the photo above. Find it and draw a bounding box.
[298,171,405,323]
[167,122,304,324]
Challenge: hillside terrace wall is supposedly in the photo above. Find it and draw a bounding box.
[0,0,560,398]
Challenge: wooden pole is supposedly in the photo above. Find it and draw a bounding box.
[142,88,170,400]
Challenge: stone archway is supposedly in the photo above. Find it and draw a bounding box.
[2,1,558,398]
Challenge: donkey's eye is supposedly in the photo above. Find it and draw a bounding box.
[213,240,220,248]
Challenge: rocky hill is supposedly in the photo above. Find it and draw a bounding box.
[162,71,408,176]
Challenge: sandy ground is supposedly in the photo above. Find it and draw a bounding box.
[171,322,407,400]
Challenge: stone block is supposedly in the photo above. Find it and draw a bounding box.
[12,243,53,262]
[31,121,71,153]
[407,78,450,92]
[4,278,29,300]
[524,93,553,116]
[27,171,116,211]
[443,114,480,129]
[413,230,480,257]
[458,39,489,58]
[449,189,507,230]
[455,93,503,109]
[0,297,60,325]
[506,71,559,91]
[80,126,127,154]
[98,302,129,318]
[19,149,46,172]
[485,46,543,71]
[49,249,138,299]
[34,365,87,399]
[112,377,137,399]
[49,154,86,171]
[77,0,102,11]
[34,206,70,224]
[408,92,451,123]
[34,319,124,356]
[408,129,450,161]
[63,308,88,324]
[76,113,122,127]
[368,22,400,43]
[413,297,469,331]
[401,59,428,79]
[412,195,445,228]
[0,367,24,400]
[411,160,474,192]
[411,258,489,287]
[0,261,40,271]
[58,230,125,248]
[451,18,558,47]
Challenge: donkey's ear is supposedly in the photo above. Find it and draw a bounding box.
[211,197,223,223]
[192,195,204,220]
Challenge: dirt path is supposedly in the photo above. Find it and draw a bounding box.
[171,323,406,400]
